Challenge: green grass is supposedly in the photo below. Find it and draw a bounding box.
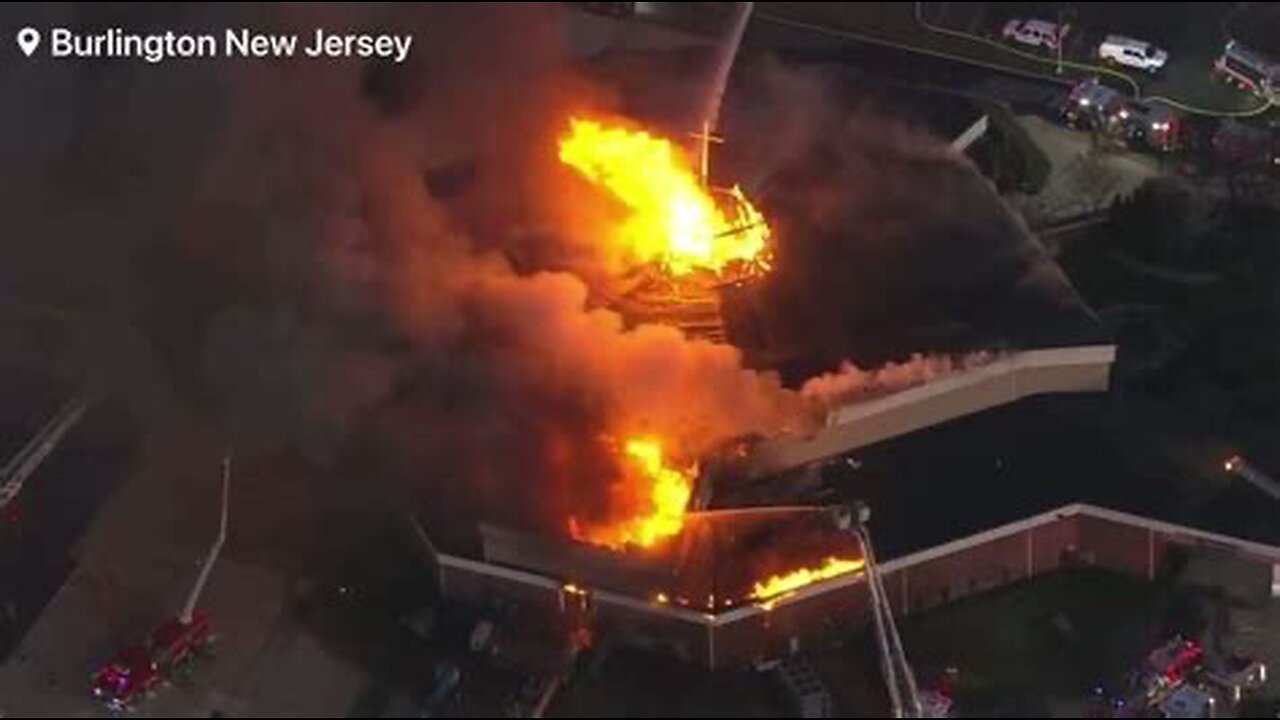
[895,568,1159,712]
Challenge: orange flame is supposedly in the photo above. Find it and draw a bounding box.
[570,437,695,550]
[750,556,866,607]
[558,117,771,276]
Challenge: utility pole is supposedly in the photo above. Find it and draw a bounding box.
[1054,4,1064,74]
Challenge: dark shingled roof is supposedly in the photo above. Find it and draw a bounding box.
[824,393,1279,562]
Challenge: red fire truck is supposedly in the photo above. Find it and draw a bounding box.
[91,609,214,711]
[90,453,230,712]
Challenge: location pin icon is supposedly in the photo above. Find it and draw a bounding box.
[16,27,40,57]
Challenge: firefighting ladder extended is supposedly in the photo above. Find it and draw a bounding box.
[844,508,924,718]
[770,501,925,716]
[179,451,230,625]
[0,395,91,511]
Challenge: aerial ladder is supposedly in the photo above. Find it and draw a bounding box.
[706,491,928,716]
[833,501,925,717]
[90,451,231,711]
[180,451,230,624]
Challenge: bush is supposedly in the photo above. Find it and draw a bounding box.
[981,101,1051,194]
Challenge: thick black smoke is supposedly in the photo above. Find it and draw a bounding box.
[719,58,1100,382]
[0,4,809,549]
[0,5,1096,550]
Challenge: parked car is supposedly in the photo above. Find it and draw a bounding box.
[1062,79,1127,131]
[1098,35,1169,72]
[1001,19,1070,51]
[1120,100,1182,152]
[1061,80,1182,153]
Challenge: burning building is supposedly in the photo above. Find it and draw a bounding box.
[555,115,771,342]
[404,15,1121,668]
[413,108,1120,666]
[417,344,1119,669]
[0,4,1206,715]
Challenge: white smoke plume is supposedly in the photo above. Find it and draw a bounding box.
[800,352,998,409]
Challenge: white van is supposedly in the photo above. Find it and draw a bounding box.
[1098,35,1169,72]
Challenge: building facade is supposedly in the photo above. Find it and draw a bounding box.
[428,502,1280,669]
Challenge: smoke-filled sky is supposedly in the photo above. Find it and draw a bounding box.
[0,3,1095,546]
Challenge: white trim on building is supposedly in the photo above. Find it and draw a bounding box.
[426,501,1280,626]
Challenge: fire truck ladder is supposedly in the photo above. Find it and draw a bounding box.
[724,496,925,716]
[179,451,230,624]
[849,504,921,712]
[839,503,924,718]
[696,496,928,716]
[0,395,91,511]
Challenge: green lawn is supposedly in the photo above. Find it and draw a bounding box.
[890,568,1168,714]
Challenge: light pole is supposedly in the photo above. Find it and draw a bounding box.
[1056,4,1065,75]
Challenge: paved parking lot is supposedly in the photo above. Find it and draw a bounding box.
[0,409,372,717]
[932,2,1265,113]
[0,531,367,718]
